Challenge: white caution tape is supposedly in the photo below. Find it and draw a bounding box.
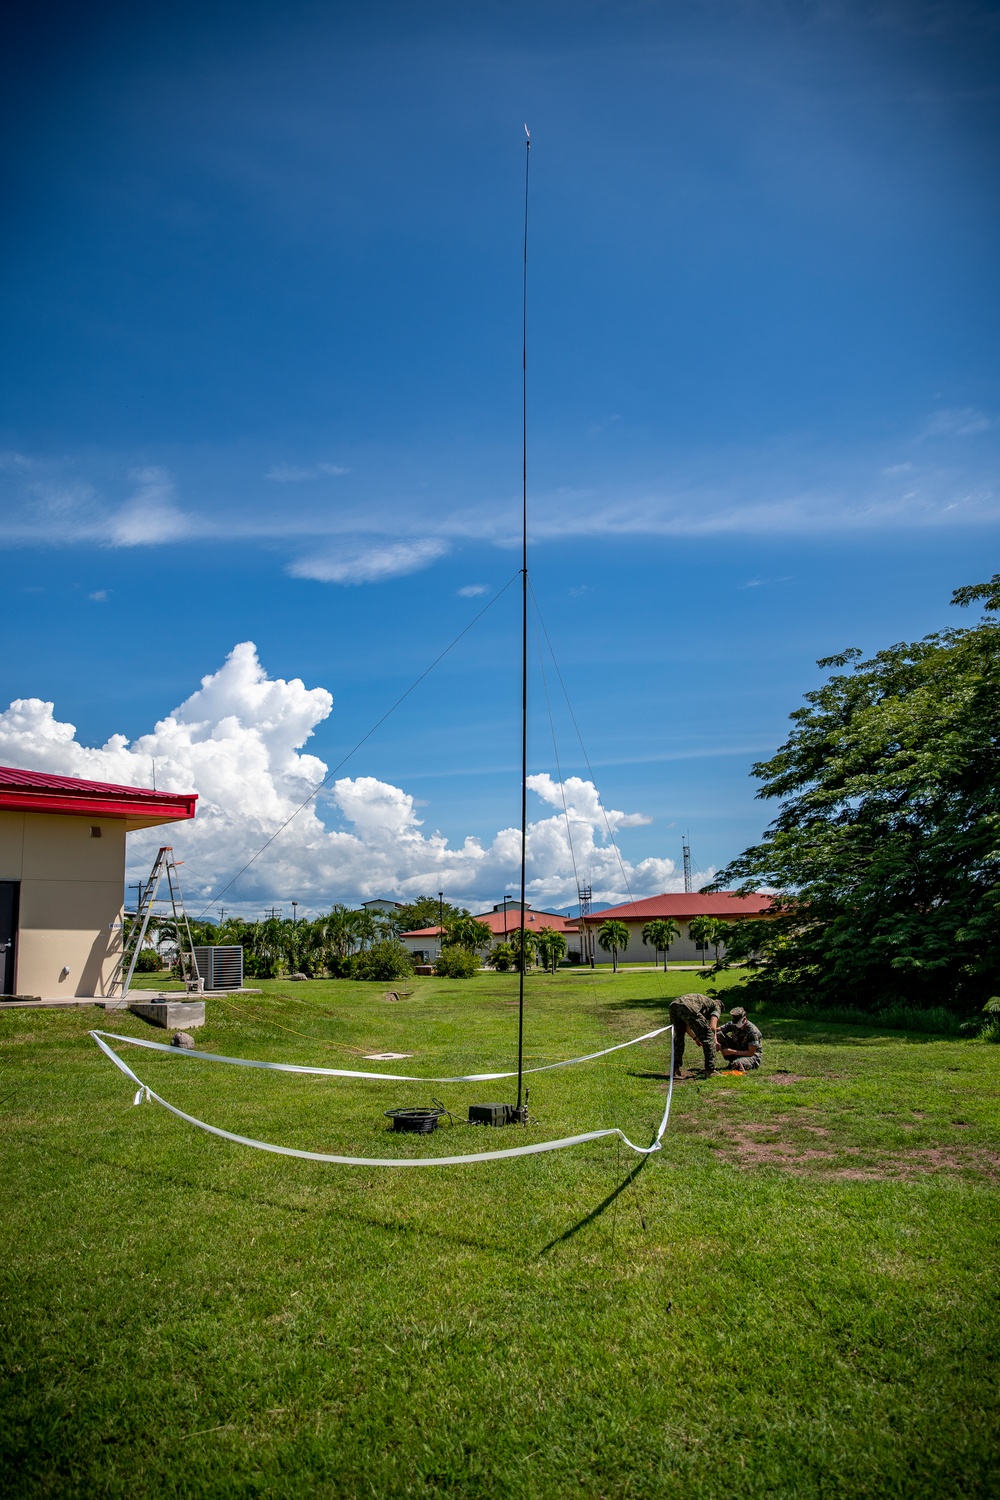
[91,1024,671,1083]
[91,1029,675,1168]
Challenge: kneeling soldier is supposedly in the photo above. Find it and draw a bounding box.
[716,1005,763,1072]
[668,992,722,1078]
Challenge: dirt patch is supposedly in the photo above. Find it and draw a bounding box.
[721,1137,1000,1181]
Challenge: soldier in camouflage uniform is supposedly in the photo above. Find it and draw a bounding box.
[668,992,723,1078]
[715,1005,763,1072]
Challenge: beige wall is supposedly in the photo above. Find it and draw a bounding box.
[0,811,126,997]
[586,920,716,964]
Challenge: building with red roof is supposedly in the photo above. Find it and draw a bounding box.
[0,766,196,998]
[401,901,581,965]
[580,890,773,965]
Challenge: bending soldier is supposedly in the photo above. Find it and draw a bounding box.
[716,1005,763,1072]
[668,992,722,1078]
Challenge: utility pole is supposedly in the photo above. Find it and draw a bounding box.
[292,901,298,926]
[438,891,444,957]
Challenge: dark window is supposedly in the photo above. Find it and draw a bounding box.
[90,826,102,838]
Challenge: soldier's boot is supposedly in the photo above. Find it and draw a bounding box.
[701,1040,717,1077]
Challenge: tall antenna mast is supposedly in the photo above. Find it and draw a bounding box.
[515,124,531,1119]
[682,836,692,894]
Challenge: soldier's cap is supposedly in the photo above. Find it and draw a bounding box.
[729,1006,748,1020]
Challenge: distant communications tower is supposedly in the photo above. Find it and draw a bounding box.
[682,840,692,894]
[577,883,594,967]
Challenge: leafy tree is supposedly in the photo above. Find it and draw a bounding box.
[435,946,480,979]
[713,575,1000,1015]
[394,896,468,932]
[703,917,773,973]
[535,926,567,973]
[597,919,630,972]
[642,918,680,970]
[351,940,414,982]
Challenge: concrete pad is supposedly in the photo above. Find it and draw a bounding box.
[128,1000,206,1030]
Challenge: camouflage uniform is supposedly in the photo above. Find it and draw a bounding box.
[717,1017,763,1072]
[669,993,723,1076]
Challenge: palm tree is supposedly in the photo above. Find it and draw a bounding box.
[709,920,729,966]
[486,941,516,972]
[597,918,630,973]
[509,926,538,973]
[312,906,358,971]
[689,915,720,966]
[536,926,567,974]
[642,918,680,971]
[447,916,494,954]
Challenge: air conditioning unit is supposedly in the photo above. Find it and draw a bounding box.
[193,946,244,990]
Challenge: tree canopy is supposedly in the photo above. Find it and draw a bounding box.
[393,896,468,932]
[713,576,1000,1014]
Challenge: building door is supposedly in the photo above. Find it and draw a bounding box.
[0,881,19,995]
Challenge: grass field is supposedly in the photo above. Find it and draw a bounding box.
[2,968,998,1498]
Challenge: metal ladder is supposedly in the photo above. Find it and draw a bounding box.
[107,846,205,999]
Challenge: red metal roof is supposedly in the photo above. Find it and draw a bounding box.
[403,908,580,939]
[0,765,197,828]
[582,892,773,923]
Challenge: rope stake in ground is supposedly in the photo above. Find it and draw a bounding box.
[90,1024,671,1082]
[91,1031,675,1168]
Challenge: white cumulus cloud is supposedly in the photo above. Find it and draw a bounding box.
[0,644,703,913]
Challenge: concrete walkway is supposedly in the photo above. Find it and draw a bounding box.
[1,989,260,1010]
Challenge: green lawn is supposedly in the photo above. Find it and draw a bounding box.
[2,969,998,1498]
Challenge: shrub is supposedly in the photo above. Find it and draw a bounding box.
[746,998,967,1035]
[351,941,414,982]
[133,949,162,973]
[486,942,515,972]
[435,945,480,979]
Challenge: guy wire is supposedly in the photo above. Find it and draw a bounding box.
[528,582,640,916]
[531,596,582,906]
[197,569,520,919]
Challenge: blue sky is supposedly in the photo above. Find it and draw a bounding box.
[1,0,998,913]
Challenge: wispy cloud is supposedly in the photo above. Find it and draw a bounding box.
[741,575,793,588]
[457,583,488,597]
[922,408,994,438]
[288,538,450,585]
[88,590,109,602]
[266,462,349,481]
[2,419,999,581]
[105,468,193,546]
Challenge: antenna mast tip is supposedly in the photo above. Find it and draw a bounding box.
[524,123,530,139]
